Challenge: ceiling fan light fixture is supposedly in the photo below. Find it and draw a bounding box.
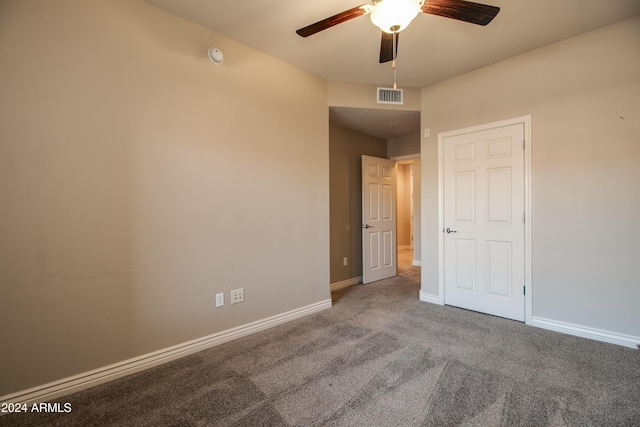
[370,0,423,33]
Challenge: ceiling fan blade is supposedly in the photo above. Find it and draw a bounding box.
[296,5,372,37]
[379,32,399,63]
[422,0,500,26]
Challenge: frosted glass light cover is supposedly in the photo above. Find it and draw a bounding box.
[370,0,422,33]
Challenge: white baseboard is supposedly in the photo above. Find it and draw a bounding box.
[419,291,443,305]
[412,260,422,267]
[0,299,332,407]
[330,277,362,292]
[530,316,640,349]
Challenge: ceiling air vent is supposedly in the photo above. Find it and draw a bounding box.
[377,87,403,105]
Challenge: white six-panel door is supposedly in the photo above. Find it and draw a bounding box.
[362,155,397,284]
[443,123,525,321]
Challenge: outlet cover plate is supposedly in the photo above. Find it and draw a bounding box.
[231,288,244,304]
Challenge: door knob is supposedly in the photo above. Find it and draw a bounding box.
[362,224,373,229]
[446,228,457,233]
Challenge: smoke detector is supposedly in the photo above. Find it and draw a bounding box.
[208,48,224,65]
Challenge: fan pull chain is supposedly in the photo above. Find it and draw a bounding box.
[393,65,397,90]
[392,31,397,90]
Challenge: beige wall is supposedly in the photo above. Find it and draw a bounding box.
[0,0,330,395]
[329,125,386,284]
[421,17,640,337]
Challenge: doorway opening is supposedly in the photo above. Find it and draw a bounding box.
[393,155,420,270]
[396,161,413,268]
[328,106,421,290]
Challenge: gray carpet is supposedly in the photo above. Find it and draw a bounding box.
[2,264,639,426]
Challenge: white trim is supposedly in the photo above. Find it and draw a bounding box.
[330,277,362,292]
[0,299,332,407]
[412,259,422,267]
[530,316,640,349]
[436,116,532,322]
[419,291,444,305]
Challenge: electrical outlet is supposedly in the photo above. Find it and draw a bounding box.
[215,292,224,307]
[343,257,348,266]
[231,288,244,304]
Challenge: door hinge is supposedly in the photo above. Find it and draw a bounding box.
[523,285,526,295]
[522,213,526,223]
[523,140,525,150]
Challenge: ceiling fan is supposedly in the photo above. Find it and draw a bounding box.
[296,0,500,63]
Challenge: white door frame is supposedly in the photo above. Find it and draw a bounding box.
[437,116,533,324]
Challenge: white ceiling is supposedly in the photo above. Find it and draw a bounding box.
[144,0,640,139]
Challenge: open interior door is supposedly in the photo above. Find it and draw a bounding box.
[362,155,397,284]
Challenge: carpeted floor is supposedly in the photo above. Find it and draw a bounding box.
[2,258,639,426]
